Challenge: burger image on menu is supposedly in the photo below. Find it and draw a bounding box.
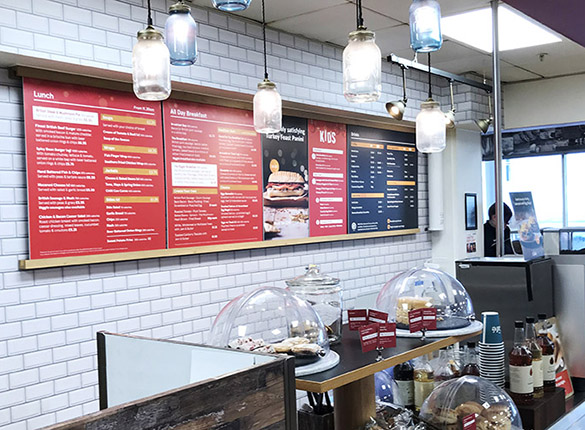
[264,170,308,207]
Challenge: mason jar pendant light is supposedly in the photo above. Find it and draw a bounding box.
[343,0,381,103]
[212,0,251,12]
[132,0,171,100]
[165,0,198,66]
[416,53,446,153]
[409,0,443,53]
[253,0,282,134]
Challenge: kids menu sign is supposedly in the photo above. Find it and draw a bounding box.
[22,78,418,265]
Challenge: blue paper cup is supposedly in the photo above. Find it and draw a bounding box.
[481,311,503,344]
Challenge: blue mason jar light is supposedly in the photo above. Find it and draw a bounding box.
[212,0,251,12]
[409,0,443,53]
[165,1,198,66]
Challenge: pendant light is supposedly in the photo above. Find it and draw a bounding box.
[416,53,446,153]
[132,0,171,100]
[386,65,408,120]
[343,0,382,103]
[409,0,443,53]
[253,0,282,134]
[212,0,251,12]
[444,80,456,129]
[165,0,198,66]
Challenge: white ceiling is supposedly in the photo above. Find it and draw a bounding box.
[189,0,585,83]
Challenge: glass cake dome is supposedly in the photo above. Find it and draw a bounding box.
[208,286,330,366]
[376,264,474,330]
[420,375,523,430]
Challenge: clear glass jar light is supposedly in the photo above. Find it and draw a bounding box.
[409,0,443,53]
[343,29,381,103]
[254,79,282,134]
[132,26,171,101]
[165,1,198,66]
[212,0,251,12]
[416,99,446,153]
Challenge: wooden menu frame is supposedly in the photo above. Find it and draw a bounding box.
[14,63,418,270]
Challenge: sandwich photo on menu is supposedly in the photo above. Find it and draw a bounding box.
[264,171,308,206]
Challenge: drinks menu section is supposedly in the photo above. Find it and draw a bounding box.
[347,125,417,234]
[164,100,263,247]
[23,78,418,263]
[23,78,166,259]
[308,120,347,236]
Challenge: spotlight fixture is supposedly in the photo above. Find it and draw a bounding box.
[444,80,456,129]
[416,53,446,153]
[343,0,382,103]
[409,0,443,53]
[386,65,408,120]
[253,0,282,134]
[132,0,171,100]
[165,0,198,66]
[212,0,251,12]
[475,94,493,133]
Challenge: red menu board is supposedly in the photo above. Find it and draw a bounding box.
[308,120,347,236]
[23,78,166,259]
[163,100,263,247]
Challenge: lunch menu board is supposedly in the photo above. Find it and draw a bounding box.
[23,78,418,262]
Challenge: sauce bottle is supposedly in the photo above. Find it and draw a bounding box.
[525,316,544,398]
[393,361,415,410]
[414,353,434,411]
[462,341,481,376]
[509,320,533,404]
[536,313,556,392]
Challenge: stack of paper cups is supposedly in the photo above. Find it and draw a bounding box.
[479,311,505,388]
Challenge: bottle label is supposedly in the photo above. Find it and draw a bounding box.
[533,358,543,388]
[414,381,434,408]
[543,354,556,381]
[393,380,414,406]
[510,365,534,394]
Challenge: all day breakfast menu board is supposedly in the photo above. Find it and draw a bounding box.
[347,125,418,233]
[23,78,166,259]
[163,100,263,247]
[23,78,417,262]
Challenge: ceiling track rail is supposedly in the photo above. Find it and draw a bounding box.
[387,54,493,93]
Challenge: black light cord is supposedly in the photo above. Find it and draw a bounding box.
[356,0,364,28]
[262,0,268,80]
[427,52,432,99]
[147,0,153,26]
[400,65,408,103]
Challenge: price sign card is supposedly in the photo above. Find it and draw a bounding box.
[378,323,396,348]
[359,323,379,353]
[462,414,476,430]
[348,309,368,330]
[368,309,389,324]
[422,308,437,330]
[408,309,424,333]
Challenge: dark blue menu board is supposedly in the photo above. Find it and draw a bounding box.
[347,125,417,233]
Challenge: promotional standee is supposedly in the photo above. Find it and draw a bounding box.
[23,78,166,259]
[22,78,418,264]
[347,125,417,234]
[164,100,263,247]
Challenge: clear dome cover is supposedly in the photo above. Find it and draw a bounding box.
[420,375,523,430]
[208,287,330,366]
[376,265,474,330]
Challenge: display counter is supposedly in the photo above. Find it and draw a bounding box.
[296,325,481,430]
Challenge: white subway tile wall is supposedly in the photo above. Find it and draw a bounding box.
[0,0,489,428]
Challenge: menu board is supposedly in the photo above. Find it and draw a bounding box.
[261,116,309,241]
[308,120,347,236]
[347,125,417,234]
[164,100,263,247]
[23,78,166,259]
[22,76,419,266]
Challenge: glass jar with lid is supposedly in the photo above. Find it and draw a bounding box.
[286,265,343,344]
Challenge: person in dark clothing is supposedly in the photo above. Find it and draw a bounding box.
[484,203,514,256]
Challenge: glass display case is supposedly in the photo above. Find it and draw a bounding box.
[419,375,523,430]
[208,286,333,369]
[376,264,475,330]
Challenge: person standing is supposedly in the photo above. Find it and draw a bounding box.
[484,203,514,256]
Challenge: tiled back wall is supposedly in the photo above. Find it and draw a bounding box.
[0,1,488,428]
